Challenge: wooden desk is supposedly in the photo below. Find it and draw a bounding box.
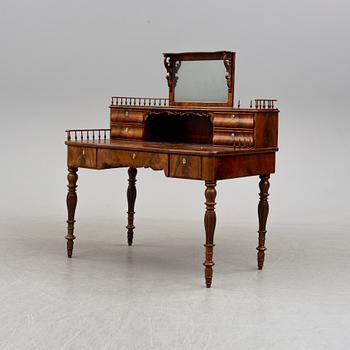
[65,105,278,288]
[65,50,279,287]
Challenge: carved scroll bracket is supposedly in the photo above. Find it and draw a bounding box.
[163,56,181,91]
[223,52,232,93]
[164,56,173,90]
[174,60,181,87]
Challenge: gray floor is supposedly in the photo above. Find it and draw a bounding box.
[1,216,349,350]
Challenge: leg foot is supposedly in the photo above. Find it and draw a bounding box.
[66,167,78,258]
[203,181,217,288]
[257,174,270,269]
[126,167,137,246]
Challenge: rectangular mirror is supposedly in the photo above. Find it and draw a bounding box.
[175,60,227,102]
[163,51,235,107]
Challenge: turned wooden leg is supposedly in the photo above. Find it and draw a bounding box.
[203,181,217,288]
[257,174,270,270]
[126,167,137,246]
[66,167,78,258]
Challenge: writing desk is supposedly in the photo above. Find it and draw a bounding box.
[65,51,279,287]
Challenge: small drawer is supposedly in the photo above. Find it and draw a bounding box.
[213,130,254,147]
[97,149,168,171]
[68,146,97,168]
[110,123,144,139]
[169,155,202,179]
[212,113,255,128]
[110,109,144,123]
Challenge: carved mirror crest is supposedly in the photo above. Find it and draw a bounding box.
[163,51,235,107]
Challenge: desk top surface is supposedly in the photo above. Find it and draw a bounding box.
[65,139,278,157]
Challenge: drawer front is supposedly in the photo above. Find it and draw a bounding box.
[97,149,168,172]
[169,155,202,179]
[110,109,144,123]
[111,123,144,139]
[213,129,254,147]
[212,113,255,128]
[67,146,97,168]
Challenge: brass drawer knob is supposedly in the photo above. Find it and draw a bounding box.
[124,127,128,133]
[81,148,85,156]
[231,114,236,118]
[124,110,129,117]
[132,152,136,160]
[182,158,187,165]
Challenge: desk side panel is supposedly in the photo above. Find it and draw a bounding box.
[213,152,276,180]
[255,111,279,149]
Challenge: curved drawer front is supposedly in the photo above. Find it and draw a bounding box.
[110,123,144,139]
[110,109,144,123]
[212,113,255,128]
[97,149,168,172]
[213,130,254,147]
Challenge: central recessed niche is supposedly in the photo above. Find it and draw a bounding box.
[143,112,213,144]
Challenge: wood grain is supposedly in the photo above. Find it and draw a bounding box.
[110,123,144,139]
[97,149,168,174]
[169,154,201,179]
[214,153,275,180]
[255,111,279,148]
[110,109,145,123]
[212,113,255,128]
[67,146,96,168]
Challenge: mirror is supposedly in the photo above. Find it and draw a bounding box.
[164,51,235,107]
[174,60,227,102]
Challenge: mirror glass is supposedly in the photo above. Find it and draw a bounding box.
[174,60,227,102]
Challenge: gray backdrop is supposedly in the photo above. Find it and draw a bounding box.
[1,0,349,227]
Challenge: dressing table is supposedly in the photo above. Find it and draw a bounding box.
[65,51,279,287]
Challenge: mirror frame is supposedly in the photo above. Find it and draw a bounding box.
[163,51,236,107]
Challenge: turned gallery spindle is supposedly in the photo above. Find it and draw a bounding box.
[126,167,137,246]
[257,174,270,269]
[66,167,78,258]
[254,99,277,110]
[203,181,217,288]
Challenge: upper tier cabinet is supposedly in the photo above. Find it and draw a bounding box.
[163,51,235,108]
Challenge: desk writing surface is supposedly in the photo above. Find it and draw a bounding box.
[65,138,277,156]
